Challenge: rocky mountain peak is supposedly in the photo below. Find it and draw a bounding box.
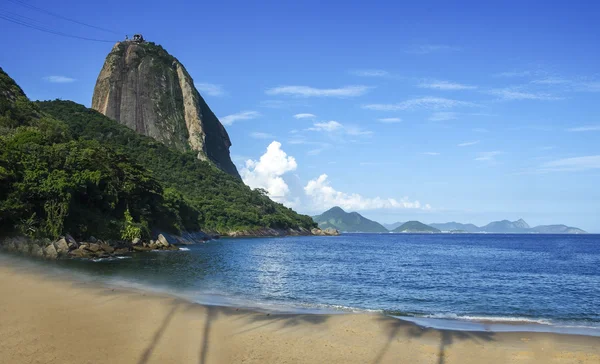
[91,40,240,178]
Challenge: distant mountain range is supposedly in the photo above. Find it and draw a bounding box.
[393,221,440,233]
[313,207,388,233]
[314,207,587,234]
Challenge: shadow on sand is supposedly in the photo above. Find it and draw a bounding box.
[372,316,495,364]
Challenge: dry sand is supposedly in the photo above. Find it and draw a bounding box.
[0,262,599,364]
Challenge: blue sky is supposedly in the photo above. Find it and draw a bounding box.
[1,0,599,231]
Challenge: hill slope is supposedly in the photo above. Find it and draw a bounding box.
[313,207,388,232]
[393,221,440,233]
[481,219,530,233]
[429,222,480,232]
[92,40,239,178]
[0,67,315,241]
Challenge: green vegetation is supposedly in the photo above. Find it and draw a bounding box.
[0,67,316,241]
[392,221,440,233]
[313,206,388,233]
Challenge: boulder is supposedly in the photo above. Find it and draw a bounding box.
[54,238,69,255]
[65,234,77,245]
[100,244,114,254]
[31,245,44,257]
[18,243,31,254]
[69,249,92,258]
[88,236,98,243]
[133,245,152,252]
[87,243,101,252]
[149,242,159,250]
[157,234,170,247]
[44,244,58,259]
[68,242,79,250]
[114,248,130,255]
[132,237,141,245]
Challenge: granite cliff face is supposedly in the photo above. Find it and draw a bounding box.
[92,41,240,178]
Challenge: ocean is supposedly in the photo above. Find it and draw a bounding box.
[6,233,600,336]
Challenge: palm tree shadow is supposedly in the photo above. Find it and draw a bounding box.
[372,316,495,364]
[193,306,330,364]
[137,303,180,364]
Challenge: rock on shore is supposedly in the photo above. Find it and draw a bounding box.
[0,233,179,260]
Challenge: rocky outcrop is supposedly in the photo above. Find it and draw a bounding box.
[0,235,179,260]
[91,40,240,178]
[223,227,339,237]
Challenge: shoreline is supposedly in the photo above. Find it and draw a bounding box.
[2,252,599,338]
[1,254,600,363]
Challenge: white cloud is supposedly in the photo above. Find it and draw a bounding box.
[364,97,477,111]
[423,152,440,156]
[538,155,600,172]
[531,77,569,85]
[308,121,343,132]
[475,151,503,161]
[494,71,532,78]
[240,142,297,205]
[293,113,316,119]
[406,44,460,54]
[306,121,372,136]
[418,80,477,90]
[429,112,458,121]
[567,125,600,132]
[43,75,76,83]
[266,85,371,97]
[345,125,373,136]
[458,140,480,147]
[304,174,429,211]
[378,117,402,123]
[195,82,225,96]
[220,111,260,125]
[576,82,600,92]
[487,88,562,101]
[250,132,274,139]
[350,69,389,77]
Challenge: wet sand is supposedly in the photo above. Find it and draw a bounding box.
[1,263,599,363]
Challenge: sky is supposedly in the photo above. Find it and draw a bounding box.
[1,0,599,231]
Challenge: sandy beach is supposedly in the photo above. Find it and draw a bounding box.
[0,262,599,364]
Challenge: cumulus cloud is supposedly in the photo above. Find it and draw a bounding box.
[266,85,370,97]
[458,140,480,147]
[567,125,600,132]
[43,76,76,83]
[350,69,389,77]
[418,80,477,90]
[240,142,297,205]
[195,82,225,96]
[220,111,260,125]
[363,97,476,111]
[304,174,429,211]
[378,117,402,123]
[293,113,316,119]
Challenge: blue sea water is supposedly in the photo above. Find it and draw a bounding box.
[5,233,600,335]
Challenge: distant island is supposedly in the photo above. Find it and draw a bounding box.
[315,207,587,234]
[313,207,388,233]
[392,221,440,233]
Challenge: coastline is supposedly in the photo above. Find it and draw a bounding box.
[1,256,599,363]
